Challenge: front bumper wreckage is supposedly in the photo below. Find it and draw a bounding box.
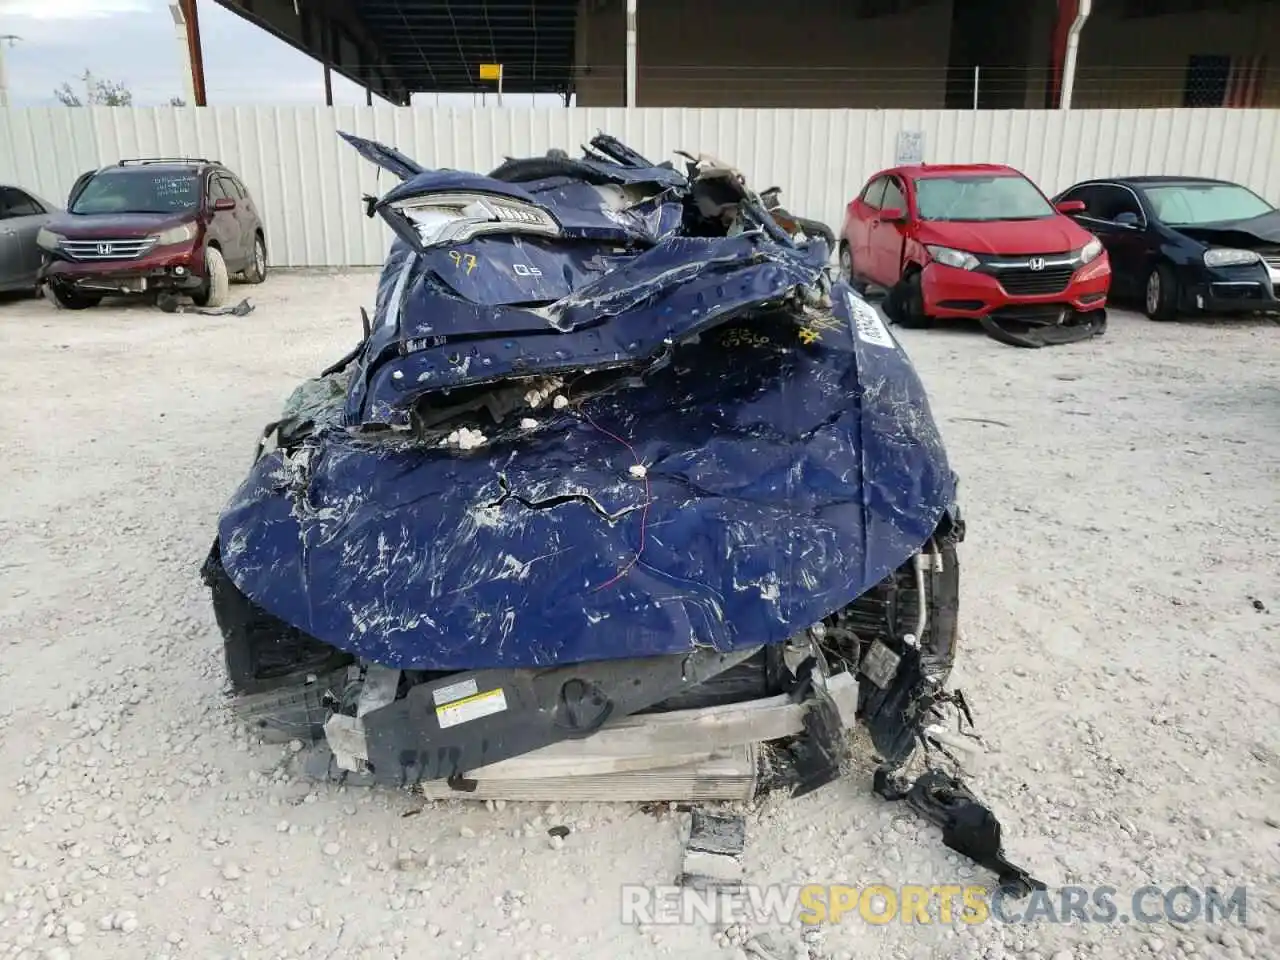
[202,132,1042,896]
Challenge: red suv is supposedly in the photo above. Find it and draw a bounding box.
[36,157,268,310]
[839,163,1110,346]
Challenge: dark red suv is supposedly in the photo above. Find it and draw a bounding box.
[36,157,268,310]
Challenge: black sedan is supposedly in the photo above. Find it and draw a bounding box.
[1052,176,1279,320]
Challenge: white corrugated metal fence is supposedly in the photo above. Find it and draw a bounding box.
[2,106,1277,267]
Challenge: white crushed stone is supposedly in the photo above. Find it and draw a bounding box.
[445,426,487,450]
[0,272,1275,960]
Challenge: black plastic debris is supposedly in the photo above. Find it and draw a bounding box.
[873,765,1045,897]
[157,291,255,316]
[978,309,1106,348]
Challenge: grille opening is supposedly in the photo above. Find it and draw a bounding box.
[59,238,158,261]
[992,266,1076,296]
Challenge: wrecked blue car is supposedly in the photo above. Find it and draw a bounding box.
[201,133,1040,893]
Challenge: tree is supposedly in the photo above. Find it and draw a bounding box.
[54,70,134,107]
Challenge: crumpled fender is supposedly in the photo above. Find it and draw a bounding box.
[216,283,956,671]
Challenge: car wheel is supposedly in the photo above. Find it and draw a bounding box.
[838,244,853,281]
[838,244,872,295]
[244,234,267,284]
[887,270,933,329]
[1144,263,1179,321]
[47,281,102,311]
[194,246,230,308]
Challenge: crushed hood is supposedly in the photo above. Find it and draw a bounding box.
[1178,209,1280,247]
[214,133,956,672]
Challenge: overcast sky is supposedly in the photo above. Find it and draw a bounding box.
[1,0,539,107]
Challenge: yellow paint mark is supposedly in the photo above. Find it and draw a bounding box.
[448,250,479,274]
[798,326,821,344]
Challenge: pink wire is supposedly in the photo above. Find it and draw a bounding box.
[578,406,652,591]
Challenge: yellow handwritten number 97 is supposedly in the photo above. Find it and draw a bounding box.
[448,250,478,274]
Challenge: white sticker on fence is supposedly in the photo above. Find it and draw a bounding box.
[894,129,925,165]
[432,677,479,706]
[436,688,509,728]
[847,292,896,349]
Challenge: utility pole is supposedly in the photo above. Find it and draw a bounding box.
[168,6,196,104]
[177,0,207,105]
[625,0,637,106]
[0,35,21,109]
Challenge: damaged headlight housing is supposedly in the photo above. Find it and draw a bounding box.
[36,227,63,251]
[926,245,979,271]
[153,223,197,246]
[392,192,560,247]
[1203,247,1261,268]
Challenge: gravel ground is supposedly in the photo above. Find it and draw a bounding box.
[0,271,1277,960]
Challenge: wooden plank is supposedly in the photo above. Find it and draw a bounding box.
[416,746,757,802]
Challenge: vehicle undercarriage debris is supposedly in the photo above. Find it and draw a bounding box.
[201,131,1042,896]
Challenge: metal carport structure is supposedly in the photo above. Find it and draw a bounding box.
[207,0,580,106]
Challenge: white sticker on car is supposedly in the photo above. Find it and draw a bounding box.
[435,688,509,728]
[846,291,896,349]
[432,677,479,706]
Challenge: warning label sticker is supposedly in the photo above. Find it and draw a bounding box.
[432,677,478,706]
[435,688,509,729]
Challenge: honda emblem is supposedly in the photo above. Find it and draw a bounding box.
[96,243,113,256]
[1028,257,1046,271]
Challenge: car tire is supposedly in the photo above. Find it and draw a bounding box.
[202,542,353,698]
[47,281,102,311]
[244,233,267,284]
[1144,263,1179,321]
[838,244,854,282]
[887,270,933,329]
[838,244,871,295]
[194,246,230,308]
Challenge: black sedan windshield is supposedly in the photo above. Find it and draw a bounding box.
[1142,183,1274,225]
[70,171,200,215]
[914,175,1056,222]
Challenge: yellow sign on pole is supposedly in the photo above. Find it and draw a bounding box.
[478,63,502,80]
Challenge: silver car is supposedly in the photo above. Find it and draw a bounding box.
[0,184,58,294]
